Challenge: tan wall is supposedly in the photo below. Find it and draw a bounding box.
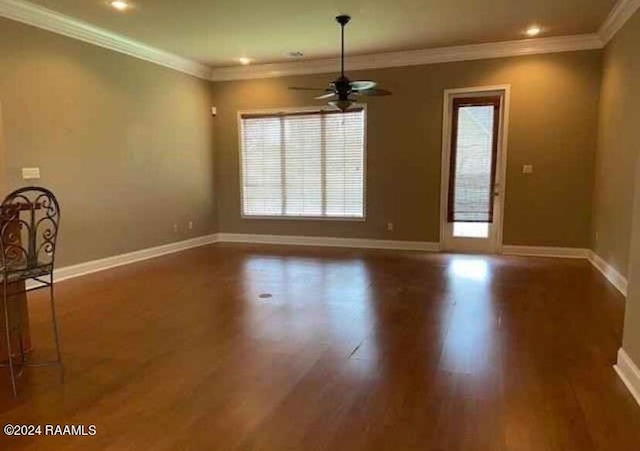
[592,11,640,278]
[0,18,217,267]
[626,157,640,368]
[597,9,640,368]
[213,51,601,247]
[0,102,7,194]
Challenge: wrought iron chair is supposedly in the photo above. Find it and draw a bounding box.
[0,187,63,396]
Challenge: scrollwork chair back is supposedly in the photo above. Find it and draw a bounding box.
[0,187,61,278]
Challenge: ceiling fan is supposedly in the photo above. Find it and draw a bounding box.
[289,15,392,111]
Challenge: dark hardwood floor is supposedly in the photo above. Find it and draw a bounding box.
[1,243,639,450]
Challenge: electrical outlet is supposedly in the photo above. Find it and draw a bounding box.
[522,164,534,174]
[387,222,394,232]
[173,223,178,233]
[22,167,41,180]
[188,221,193,230]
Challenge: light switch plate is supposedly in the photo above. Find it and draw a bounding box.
[22,167,41,180]
[522,164,534,174]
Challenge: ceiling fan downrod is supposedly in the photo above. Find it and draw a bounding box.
[336,15,351,78]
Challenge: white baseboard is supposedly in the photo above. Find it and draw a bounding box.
[25,234,629,303]
[501,245,590,259]
[501,246,628,296]
[29,233,437,289]
[27,234,219,289]
[216,233,441,252]
[614,348,640,407]
[55,234,219,282]
[588,251,628,297]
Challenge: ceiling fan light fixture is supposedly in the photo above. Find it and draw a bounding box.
[329,99,355,112]
[525,25,542,37]
[110,1,130,11]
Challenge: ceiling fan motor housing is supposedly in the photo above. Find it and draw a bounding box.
[333,76,353,99]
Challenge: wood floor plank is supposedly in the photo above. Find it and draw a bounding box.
[0,244,639,450]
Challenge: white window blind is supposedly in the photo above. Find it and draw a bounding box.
[447,97,500,223]
[240,108,365,218]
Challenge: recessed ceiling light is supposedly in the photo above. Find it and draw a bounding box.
[110,1,130,11]
[239,57,251,65]
[526,25,542,37]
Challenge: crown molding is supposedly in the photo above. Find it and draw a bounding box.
[599,0,640,44]
[0,0,619,83]
[0,0,211,79]
[209,34,603,81]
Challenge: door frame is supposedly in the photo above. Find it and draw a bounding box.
[439,85,511,254]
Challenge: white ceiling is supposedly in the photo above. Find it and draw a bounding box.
[23,0,618,68]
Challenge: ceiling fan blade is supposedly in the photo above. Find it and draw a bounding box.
[315,92,337,100]
[289,87,330,91]
[350,80,377,91]
[355,88,392,96]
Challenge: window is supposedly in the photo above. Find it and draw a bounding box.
[240,108,365,219]
[447,97,500,230]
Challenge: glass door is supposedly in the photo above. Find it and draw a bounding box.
[441,93,505,253]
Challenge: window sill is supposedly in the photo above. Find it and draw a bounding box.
[241,214,366,222]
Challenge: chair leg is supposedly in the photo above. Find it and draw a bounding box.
[16,335,25,379]
[2,284,17,397]
[49,282,64,382]
[17,299,26,375]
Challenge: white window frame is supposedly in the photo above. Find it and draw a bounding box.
[237,105,368,221]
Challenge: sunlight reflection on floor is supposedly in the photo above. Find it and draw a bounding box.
[442,256,498,377]
[449,257,489,282]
